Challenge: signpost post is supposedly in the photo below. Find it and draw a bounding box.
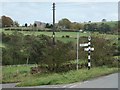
[80,36,94,70]
[76,29,83,70]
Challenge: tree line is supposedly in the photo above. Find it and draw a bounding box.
[1,15,118,34]
[57,18,118,34]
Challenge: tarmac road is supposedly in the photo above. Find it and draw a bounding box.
[1,73,119,88]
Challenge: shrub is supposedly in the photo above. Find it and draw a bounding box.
[79,36,115,67]
[66,35,70,38]
[2,32,76,70]
[62,35,64,38]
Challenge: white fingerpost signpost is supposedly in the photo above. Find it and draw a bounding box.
[80,36,94,70]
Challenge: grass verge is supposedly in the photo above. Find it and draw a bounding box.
[2,65,35,83]
[15,66,118,87]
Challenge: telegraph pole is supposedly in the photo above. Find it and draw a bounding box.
[52,3,56,72]
[52,3,55,45]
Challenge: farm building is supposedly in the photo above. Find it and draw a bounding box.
[34,21,46,29]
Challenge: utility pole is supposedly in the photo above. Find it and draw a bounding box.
[52,3,56,72]
[52,3,55,45]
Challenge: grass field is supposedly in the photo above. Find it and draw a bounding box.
[1,29,118,44]
[2,30,88,37]
[2,65,118,87]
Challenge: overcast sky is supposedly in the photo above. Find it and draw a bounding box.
[0,0,119,2]
[0,1,118,25]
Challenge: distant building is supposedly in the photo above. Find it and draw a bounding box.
[34,21,46,29]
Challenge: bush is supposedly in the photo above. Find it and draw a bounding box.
[61,35,64,38]
[79,36,116,67]
[41,41,76,72]
[66,35,70,38]
[2,32,76,69]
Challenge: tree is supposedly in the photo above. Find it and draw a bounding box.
[58,18,71,29]
[34,23,37,27]
[2,31,25,65]
[2,15,13,27]
[2,48,13,65]
[45,23,53,28]
[71,22,83,30]
[99,23,111,33]
[84,24,92,31]
[50,24,53,28]
[86,23,98,32]
[102,19,107,22]
[46,23,49,28]
[45,23,49,28]
[25,23,28,27]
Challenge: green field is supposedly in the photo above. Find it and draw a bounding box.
[2,30,88,37]
[2,65,118,87]
[1,28,118,44]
